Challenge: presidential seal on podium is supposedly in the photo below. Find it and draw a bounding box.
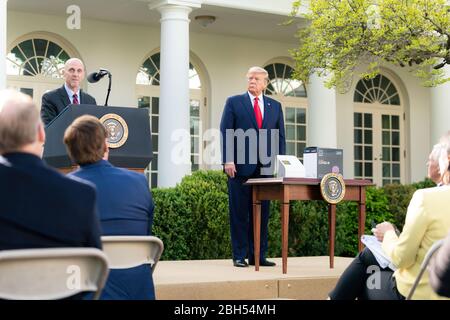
[320,173,346,204]
[99,113,129,148]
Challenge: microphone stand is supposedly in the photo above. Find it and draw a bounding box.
[105,72,112,106]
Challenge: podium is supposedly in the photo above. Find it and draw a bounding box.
[43,104,152,173]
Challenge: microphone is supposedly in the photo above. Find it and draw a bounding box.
[87,68,112,106]
[87,68,110,83]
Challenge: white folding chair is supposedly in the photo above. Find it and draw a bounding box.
[101,236,164,272]
[0,247,109,300]
[407,239,444,300]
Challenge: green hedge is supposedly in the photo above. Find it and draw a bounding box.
[152,171,435,260]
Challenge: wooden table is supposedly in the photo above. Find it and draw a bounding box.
[245,177,372,274]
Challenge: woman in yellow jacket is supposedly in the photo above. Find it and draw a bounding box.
[329,133,450,300]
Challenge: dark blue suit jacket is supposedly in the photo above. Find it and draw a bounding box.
[69,160,155,300]
[220,93,286,177]
[41,85,97,126]
[0,152,101,250]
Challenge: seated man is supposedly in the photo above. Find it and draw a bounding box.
[64,115,155,300]
[0,90,101,299]
[0,89,101,250]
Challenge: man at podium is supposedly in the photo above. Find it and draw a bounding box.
[41,58,97,125]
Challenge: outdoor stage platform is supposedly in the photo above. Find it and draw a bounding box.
[154,256,353,300]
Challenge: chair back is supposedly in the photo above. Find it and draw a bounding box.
[101,236,164,272]
[407,239,444,300]
[0,248,109,300]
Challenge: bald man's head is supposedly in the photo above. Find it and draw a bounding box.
[0,89,44,155]
[63,58,85,92]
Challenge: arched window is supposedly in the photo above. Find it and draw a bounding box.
[353,74,404,186]
[6,35,76,106]
[7,38,70,78]
[136,52,201,89]
[136,52,204,187]
[354,74,400,105]
[265,63,307,97]
[264,62,308,160]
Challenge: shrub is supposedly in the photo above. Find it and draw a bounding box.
[151,171,433,260]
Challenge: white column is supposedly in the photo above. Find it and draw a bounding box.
[430,65,450,144]
[149,0,201,187]
[0,0,7,90]
[307,73,337,148]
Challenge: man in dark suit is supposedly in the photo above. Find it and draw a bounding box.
[41,58,97,125]
[64,115,155,300]
[0,89,101,251]
[220,66,286,268]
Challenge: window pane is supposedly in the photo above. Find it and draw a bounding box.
[296,108,306,124]
[152,135,158,151]
[392,164,400,177]
[382,115,390,129]
[58,51,70,62]
[382,147,390,161]
[354,129,362,144]
[265,64,275,79]
[354,162,362,177]
[191,155,199,171]
[392,131,400,146]
[380,75,390,91]
[190,118,199,135]
[382,163,391,177]
[390,94,400,105]
[297,142,306,158]
[190,102,200,117]
[138,96,150,108]
[286,125,295,140]
[10,47,25,63]
[364,162,373,177]
[297,126,306,141]
[364,130,372,144]
[151,153,158,171]
[382,131,390,145]
[151,116,158,133]
[386,83,397,98]
[275,63,285,78]
[364,113,372,128]
[392,147,400,161]
[34,39,47,57]
[354,146,362,160]
[152,97,159,114]
[382,179,391,186]
[286,142,295,156]
[20,40,34,58]
[285,108,295,123]
[392,116,399,129]
[46,41,62,59]
[354,91,363,102]
[151,173,158,188]
[354,113,362,127]
[364,146,372,161]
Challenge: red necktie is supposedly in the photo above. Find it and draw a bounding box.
[253,97,263,129]
[73,93,79,105]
